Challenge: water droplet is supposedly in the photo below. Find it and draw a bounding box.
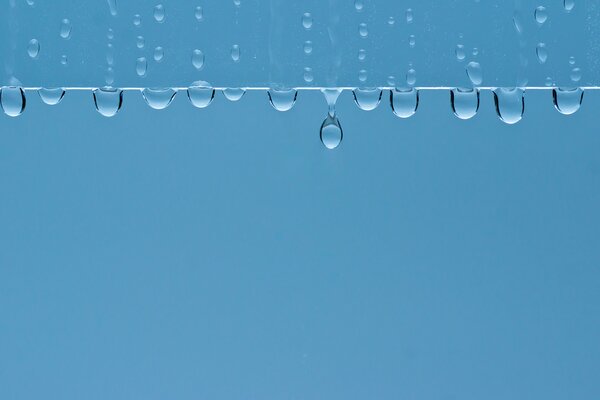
[154,46,164,62]
[536,43,548,64]
[27,39,40,59]
[303,67,314,83]
[564,0,575,12]
[107,0,117,16]
[304,41,313,55]
[302,13,313,30]
[358,48,366,61]
[61,55,68,65]
[38,88,65,106]
[406,8,413,23]
[450,88,480,120]
[231,45,241,62]
[0,87,26,117]
[107,28,114,40]
[136,57,147,77]
[195,6,204,21]
[233,0,241,7]
[569,56,576,65]
[358,23,368,37]
[354,0,364,12]
[456,44,466,61]
[192,49,204,69]
[387,75,396,87]
[133,14,141,26]
[136,35,145,49]
[322,88,342,117]
[154,4,165,23]
[105,67,115,85]
[466,61,483,85]
[93,88,123,117]
[388,16,395,25]
[187,82,215,109]
[26,0,34,6]
[268,89,298,112]
[142,88,177,110]
[353,88,382,111]
[358,69,368,82]
[493,88,525,125]
[408,34,416,47]
[60,19,72,39]
[406,68,417,86]
[534,6,548,24]
[552,87,583,115]
[570,67,582,82]
[320,115,343,150]
[222,88,245,102]
[390,88,419,119]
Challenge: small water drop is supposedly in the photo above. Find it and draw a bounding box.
[534,6,548,24]
[466,61,483,85]
[358,69,368,82]
[60,19,72,39]
[107,28,114,40]
[136,35,145,49]
[450,88,480,120]
[456,44,466,61]
[320,115,343,150]
[570,67,582,82]
[493,88,525,125]
[353,88,382,111]
[564,0,575,12]
[107,0,117,16]
[268,89,298,112]
[222,88,245,102]
[304,41,313,55]
[195,6,204,21]
[406,8,413,23]
[0,87,26,117]
[142,88,177,110]
[231,44,241,62]
[93,88,123,117]
[406,68,417,86]
[61,54,68,65]
[27,39,40,59]
[133,14,141,26]
[408,34,416,48]
[390,88,419,119]
[38,88,65,106]
[358,23,368,38]
[354,0,364,12]
[358,48,366,61]
[303,67,314,83]
[154,4,165,23]
[388,17,395,25]
[187,82,215,109]
[536,43,548,64]
[192,49,204,69]
[136,57,148,77]
[552,87,583,115]
[154,46,164,62]
[302,13,313,30]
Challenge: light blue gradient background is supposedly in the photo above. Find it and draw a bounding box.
[1,87,600,399]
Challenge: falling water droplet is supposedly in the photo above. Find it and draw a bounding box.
[564,0,575,12]
[358,69,368,82]
[222,88,245,102]
[107,0,117,16]
[187,82,215,109]
[0,87,26,117]
[195,6,204,21]
[133,14,141,26]
[142,88,176,110]
[61,54,68,65]
[38,88,65,106]
[320,115,343,150]
[406,68,417,86]
[456,44,466,61]
[450,88,480,120]
[303,67,314,83]
[231,45,241,62]
[136,57,148,77]
[353,88,382,111]
[268,89,298,112]
[466,61,483,85]
[60,19,72,39]
[304,41,313,55]
[154,4,165,23]
[390,88,419,119]
[93,88,123,117]
[534,6,548,24]
[536,43,548,64]
[552,87,583,115]
[493,88,525,124]
[358,48,366,61]
[27,39,40,59]
[302,13,313,29]
[192,49,204,69]
[136,35,145,49]
[408,34,416,48]
[358,23,368,37]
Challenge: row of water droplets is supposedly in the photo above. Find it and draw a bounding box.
[0,86,585,149]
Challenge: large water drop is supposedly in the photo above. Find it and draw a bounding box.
[93,88,123,117]
[0,87,26,117]
[390,88,419,119]
[222,88,246,102]
[60,19,72,39]
[187,83,215,109]
[268,89,298,112]
[552,87,583,115]
[466,61,483,85]
[142,88,176,110]
[493,88,525,125]
[320,115,343,150]
[450,88,479,120]
[352,88,382,111]
[38,88,65,106]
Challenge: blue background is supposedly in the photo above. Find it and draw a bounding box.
[1,88,600,399]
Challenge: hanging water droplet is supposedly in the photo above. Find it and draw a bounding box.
[302,13,313,30]
[304,41,313,55]
[354,0,364,12]
[493,88,525,125]
[93,88,123,117]
[136,57,148,77]
[27,39,40,59]
[142,88,177,110]
[466,61,483,85]
[38,88,65,106]
[231,45,241,62]
[450,88,480,120]
[534,6,548,24]
[154,4,165,23]
[358,23,368,38]
[192,49,204,69]
[320,115,343,150]
[552,87,583,115]
[353,88,382,111]
[60,19,72,39]
[222,88,245,102]
[390,88,419,119]
[536,42,548,64]
[154,46,164,62]
[0,87,26,117]
[268,89,298,112]
[187,82,215,109]
[107,0,117,16]
[564,0,575,12]
[195,6,204,21]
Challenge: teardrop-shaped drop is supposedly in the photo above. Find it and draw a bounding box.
[552,87,584,116]
[38,88,65,106]
[450,88,479,120]
[493,88,525,125]
[93,87,123,117]
[187,84,215,109]
[222,88,245,102]
[142,88,177,110]
[268,89,298,112]
[320,115,343,150]
[390,88,419,119]
[0,86,27,117]
[353,88,382,111]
